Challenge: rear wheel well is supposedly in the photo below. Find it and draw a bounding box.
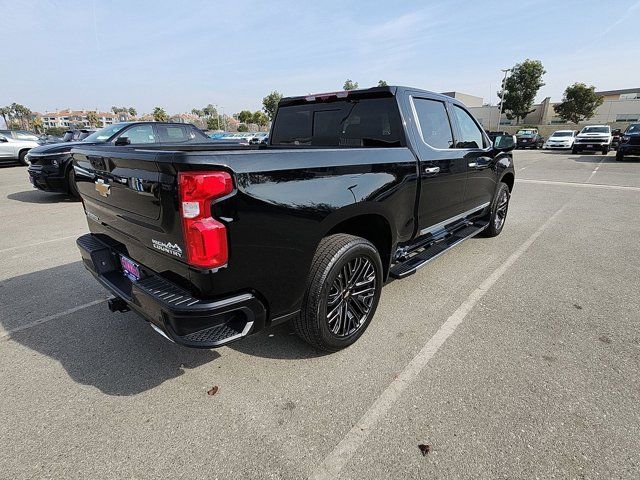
[327,214,392,278]
[501,172,514,192]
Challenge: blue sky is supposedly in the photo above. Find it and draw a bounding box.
[1,0,639,117]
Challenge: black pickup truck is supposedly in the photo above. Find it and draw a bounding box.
[73,86,516,352]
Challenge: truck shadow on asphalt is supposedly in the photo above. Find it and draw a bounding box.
[2,262,322,396]
[7,190,77,204]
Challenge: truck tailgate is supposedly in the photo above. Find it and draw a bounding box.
[72,147,189,279]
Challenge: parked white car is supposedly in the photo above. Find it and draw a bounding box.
[0,131,40,165]
[543,130,578,150]
[572,125,612,155]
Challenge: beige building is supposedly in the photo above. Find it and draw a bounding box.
[40,109,120,129]
[466,88,640,129]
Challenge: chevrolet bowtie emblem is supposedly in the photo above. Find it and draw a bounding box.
[95,178,111,197]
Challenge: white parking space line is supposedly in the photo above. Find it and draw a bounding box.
[0,233,84,254]
[586,158,606,183]
[0,299,106,340]
[515,178,640,191]
[310,205,567,480]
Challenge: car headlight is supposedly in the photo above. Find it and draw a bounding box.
[621,136,630,143]
[52,158,59,167]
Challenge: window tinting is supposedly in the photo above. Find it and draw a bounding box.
[271,97,404,147]
[452,105,485,149]
[413,98,453,149]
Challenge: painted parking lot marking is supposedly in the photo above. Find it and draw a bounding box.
[516,178,640,191]
[0,299,106,340]
[586,158,606,183]
[310,205,567,480]
[0,233,84,254]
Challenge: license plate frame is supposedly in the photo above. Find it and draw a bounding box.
[120,254,141,282]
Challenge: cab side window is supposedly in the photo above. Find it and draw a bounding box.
[120,124,156,144]
[452,105,485,149]
[413,98,454,149]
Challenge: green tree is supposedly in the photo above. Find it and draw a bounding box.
[377,80,388,87]
[32,117,44,133]
[152,107,168,122]
[191,108,203,117]
[128,107,137,117]
[86,111,100,127]
[498,59,546,124]
[252,111,269,129]
[237,123,249,132]
[0,107,9,128]
[8,103,33,129]
[237,110,254,125]
[262,91,283,120]
[206,116,220,130]
[46,127,67,137]
[343,79,359,90]
[553,83,604,124]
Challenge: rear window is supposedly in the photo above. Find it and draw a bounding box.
[271,97,404,147]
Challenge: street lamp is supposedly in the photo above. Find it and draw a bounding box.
[497,68,511,130]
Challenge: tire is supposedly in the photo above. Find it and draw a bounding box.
[572,147,578,154]
[293,234,383,352]
[18,150,30,166]
[616,151,624,162]
[67,166,81,199]
[481,182,510,238]
[602,147,609,155]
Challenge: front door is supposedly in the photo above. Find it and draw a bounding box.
[406,94,467,234]
[0,135,15,159]
[448,104,497,212]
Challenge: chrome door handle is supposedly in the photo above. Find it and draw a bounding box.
[424,166,440,174]
[468,162,477,168]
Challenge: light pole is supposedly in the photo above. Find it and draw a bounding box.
[497,68,511,130]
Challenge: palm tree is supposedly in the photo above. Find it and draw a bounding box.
[152,107,168,122]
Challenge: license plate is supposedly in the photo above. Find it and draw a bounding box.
[120,254,141,281]
[586,144,594,148]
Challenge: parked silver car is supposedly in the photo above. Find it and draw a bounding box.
[0,130,40,165]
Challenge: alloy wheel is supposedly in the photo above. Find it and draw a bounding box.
[494,189,509,231]
[326,256,377,337]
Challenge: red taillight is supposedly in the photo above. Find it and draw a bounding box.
[178,171,233,268]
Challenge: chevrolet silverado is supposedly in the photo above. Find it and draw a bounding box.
[73,86,516,351]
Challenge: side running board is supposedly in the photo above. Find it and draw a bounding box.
[389,220,489,279]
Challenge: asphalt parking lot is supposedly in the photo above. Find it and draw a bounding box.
[1,150,639,479]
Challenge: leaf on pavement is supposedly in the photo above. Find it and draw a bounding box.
[207,386,219,396]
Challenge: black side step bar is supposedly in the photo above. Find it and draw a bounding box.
[389,220,489,279]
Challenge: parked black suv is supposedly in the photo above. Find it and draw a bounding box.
[27,122,211,198]
[616,123,640,161]
[72,86,516,352]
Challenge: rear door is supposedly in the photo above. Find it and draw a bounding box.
[448,103,496,212]
[404,92,467,233]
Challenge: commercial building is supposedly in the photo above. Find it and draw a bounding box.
[461,88,640,129]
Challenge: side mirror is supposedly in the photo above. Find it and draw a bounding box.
[115,136,131,146]
[0,136,7,142]
[493,134,515,152]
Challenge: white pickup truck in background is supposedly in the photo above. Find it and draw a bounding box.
[572,125,612,155]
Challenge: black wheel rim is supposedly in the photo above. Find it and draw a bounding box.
[494,189,509,231]
[326,256,377,337]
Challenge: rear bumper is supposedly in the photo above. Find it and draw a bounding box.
[76,233,267,348]
[27,164,66,192]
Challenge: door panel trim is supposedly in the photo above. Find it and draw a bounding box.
[419,202,490,235]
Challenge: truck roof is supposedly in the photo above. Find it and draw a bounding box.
[279,86,460,107]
